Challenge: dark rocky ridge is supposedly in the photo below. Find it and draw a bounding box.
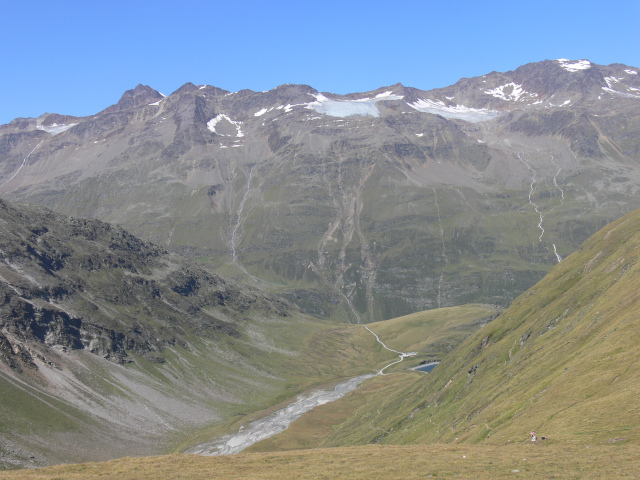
[0,198,293,369]
[102,84,165,114]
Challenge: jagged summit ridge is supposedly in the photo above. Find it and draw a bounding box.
[3,59,639,133]
[103,84,165,113]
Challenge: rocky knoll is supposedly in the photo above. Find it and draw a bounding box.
[0,199,291,369]
[1,59,640,322]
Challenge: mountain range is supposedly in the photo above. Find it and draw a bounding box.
[1,58,640,473]
[2,59,640,323]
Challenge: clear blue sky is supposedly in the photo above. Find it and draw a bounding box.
[1,0,639,124]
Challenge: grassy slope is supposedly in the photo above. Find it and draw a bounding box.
[1,444,638,480]
[0,303,495,468]
[0,311,399,466]
[242,305,499,452]
[288,208,640,448]
[366,304,499,360]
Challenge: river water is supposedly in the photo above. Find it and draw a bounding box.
[187,324,411,456]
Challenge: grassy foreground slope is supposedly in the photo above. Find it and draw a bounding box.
[1,444,639,480]
[6,202,640,477]
[301,207,640,447]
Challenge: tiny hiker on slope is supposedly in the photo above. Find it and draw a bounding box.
[531,431,548,442]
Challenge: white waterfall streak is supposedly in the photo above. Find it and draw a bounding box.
[517,153,545,241]
[1,141,44,188]
[230,166,255,264]
[549,155,564,205]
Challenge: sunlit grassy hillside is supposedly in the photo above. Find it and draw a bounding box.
[1,444,638,480]
[293,208,640,448]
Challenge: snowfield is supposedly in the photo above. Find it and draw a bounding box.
[410,98,501,123]
[37,123,77,135]
[207,114,245,136]
[484,82,531,102]
[557,59,592,72]
[306,92,403,118]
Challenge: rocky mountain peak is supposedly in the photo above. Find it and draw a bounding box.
[265,83,318,103]
[102,84,164,113]
[173,82,203,96]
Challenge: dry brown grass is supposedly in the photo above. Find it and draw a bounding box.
[1,444,638,479]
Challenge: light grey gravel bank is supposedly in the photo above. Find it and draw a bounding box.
[186,374,376,456]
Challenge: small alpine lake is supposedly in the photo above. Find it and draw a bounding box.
[413,362,439,373]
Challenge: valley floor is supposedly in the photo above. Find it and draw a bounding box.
[0,444,637,479]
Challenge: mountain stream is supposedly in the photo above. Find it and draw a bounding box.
[0,140,43,190]
[187,325,408,456]
[516,151,564,263]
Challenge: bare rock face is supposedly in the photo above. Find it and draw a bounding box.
[102,84,165,114]
[0,199,293,367]
[1,59,640,322]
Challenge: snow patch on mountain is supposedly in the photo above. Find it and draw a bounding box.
[283,103,307,113]
[306,93,403,118]
[602,77,640,99]
[37,123,77,135]
[484,83,530,101]
[625,70,637,75]
[409,99,501,123]
[604,76,623,87]
[207,115,244,136]
[602,87,640,99]
[254,108,271,117]
[557,59,592,72]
